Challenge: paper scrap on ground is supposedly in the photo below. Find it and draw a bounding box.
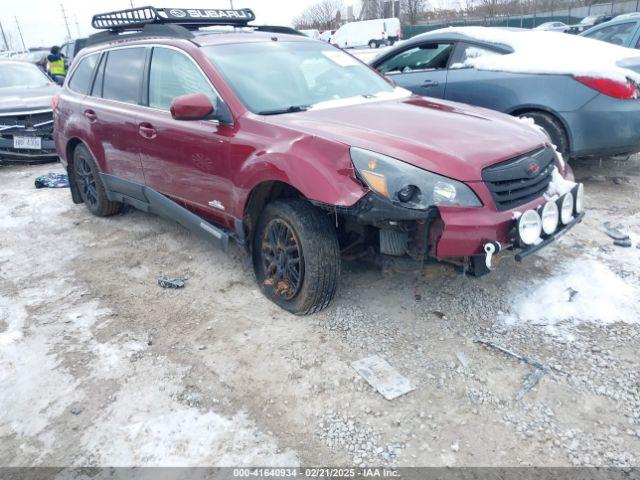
[351,355,414,400]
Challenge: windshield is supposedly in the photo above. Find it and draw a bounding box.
[203,41,395,114]
[0,63,50,88]
[580,15,598,24]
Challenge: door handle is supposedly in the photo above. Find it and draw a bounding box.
[138,122,157,139]
[84,109,97,123]
[422,80,439,88]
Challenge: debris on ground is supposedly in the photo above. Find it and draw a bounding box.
[351,355,414,400]
[157,277,186,289]
[602,222,630,242]
[613,238,632,248]
[516,368,546,401]
[34,173,69,189]
[456,351,471,368]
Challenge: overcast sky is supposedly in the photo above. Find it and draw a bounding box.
[0,0,344,50]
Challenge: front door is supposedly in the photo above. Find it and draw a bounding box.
[137,46,234,226]
[375,42,454,98]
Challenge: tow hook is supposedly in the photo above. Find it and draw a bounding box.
[483,241,501,270]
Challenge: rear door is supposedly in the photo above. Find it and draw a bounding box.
[374,42,454,98]
[137,46,234,226]
[81,46,148,184]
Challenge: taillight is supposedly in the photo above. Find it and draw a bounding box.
[574,75,639,99]
[51,95,60,111]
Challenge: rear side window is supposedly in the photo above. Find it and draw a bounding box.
[102,48,146,104]
[450,42,502,68]
[68,53,99,94]
[636,34,640,49]
[377,43,453,74]
[148,47,217,110]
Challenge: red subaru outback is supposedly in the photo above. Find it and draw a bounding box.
[54,7,584,314]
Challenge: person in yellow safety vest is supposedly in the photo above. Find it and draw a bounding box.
[46,46,66,82]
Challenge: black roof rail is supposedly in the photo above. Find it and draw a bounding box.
[91,6,255,31]
[251,25,305,36]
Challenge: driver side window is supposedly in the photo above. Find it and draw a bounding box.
[377,43,453,74]
[584,22,636,45]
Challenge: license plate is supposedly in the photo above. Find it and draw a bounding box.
[13,136,42,150]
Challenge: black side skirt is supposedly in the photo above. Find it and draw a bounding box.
[101,173,230,252]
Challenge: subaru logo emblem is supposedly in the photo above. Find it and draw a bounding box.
[169,9,186,17]
[527,162,540,175]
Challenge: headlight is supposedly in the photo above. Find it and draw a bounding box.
[573,183,584,214]
[518,209,542,246]
[540,201,559,236]
[351,147,482,209]
[559,192,574,225]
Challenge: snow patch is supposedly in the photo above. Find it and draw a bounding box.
[504,259,640,332]
[443,27,640,84]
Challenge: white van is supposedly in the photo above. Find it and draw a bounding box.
[330,18,401,49]
[300,29,320,40]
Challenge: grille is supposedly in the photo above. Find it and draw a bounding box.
[0,111,54,139]
[482,146,555,211]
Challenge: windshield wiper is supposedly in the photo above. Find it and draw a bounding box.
[257,105,310,115]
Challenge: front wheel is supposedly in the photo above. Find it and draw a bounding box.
[368,40,377,49]
[253,199,340,315]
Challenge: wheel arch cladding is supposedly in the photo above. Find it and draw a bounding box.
[243,180,305,245]
[66,138,85,204]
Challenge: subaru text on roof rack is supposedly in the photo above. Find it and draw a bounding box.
[54,6,584,314]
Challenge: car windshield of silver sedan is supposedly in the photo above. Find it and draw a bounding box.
[1,63,51,89]
[204,41,396,115]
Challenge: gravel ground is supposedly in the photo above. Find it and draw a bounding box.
[1,155,639,467]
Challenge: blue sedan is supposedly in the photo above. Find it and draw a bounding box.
[580,14,640,49]
[370,28,640,158]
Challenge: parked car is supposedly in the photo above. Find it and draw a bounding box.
[60,37,87,68]
[370,27,640,158]
[319,29,335,42]
[615,12,640,20]
[331,18,401,48]
[300,29,320,40]
[55,7,584,314]
[568,14,613,34]
[580,15,640,48]
[18,48,49,71]
[0,60,60,162]
[534,21,570,32]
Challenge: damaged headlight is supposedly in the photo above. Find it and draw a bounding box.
[351,147,482,209]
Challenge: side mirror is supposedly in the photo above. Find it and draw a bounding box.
[170,93,214,121]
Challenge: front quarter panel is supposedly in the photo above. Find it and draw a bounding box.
[230,119,367,219]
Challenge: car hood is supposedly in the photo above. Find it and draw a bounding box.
[0,84,59,115]
[266,96,548,181]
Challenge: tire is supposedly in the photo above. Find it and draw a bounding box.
[252,199,340,315]
[369,40,377,49]
[518,111,569,157]
[72,144,122,217]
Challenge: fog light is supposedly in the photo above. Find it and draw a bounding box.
[518,209,542,246]
[574,183,584,214]
[540,201,559,236]
[559,192,574,225]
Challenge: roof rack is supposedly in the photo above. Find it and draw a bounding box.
[91,6,256,31]
[86,6,304,48]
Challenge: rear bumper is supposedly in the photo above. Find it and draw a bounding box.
[564,95,640,157]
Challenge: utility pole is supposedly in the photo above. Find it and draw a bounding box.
[74,16,81,37]
[0,20,9,51]
[15,17,26,51]
[60,2,72,40]
[129,0,135,8]
[229,0,235,8]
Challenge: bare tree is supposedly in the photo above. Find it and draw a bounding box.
[293,0,344,30]
[360,0,386,19]
[401,0,428,24]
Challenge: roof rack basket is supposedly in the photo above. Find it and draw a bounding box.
[91,6,256,31]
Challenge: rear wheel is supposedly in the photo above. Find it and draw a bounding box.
[368,40,377,49]
[73,144,121,217]
[519,111,569,157]
[253,199,340,315]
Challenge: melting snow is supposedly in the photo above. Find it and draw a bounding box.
[504,259,640,331]
[443,27,640,83]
